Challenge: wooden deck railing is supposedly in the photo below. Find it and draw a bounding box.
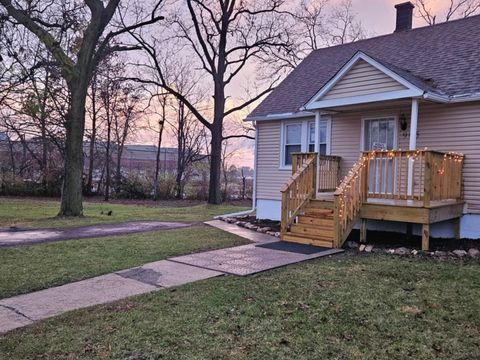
[362,150,464,206]
[333,156,368,248]
[281,154,317,235]
[318,155,341,192]
[425,151,464,206]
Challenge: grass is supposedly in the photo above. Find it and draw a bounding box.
[0,197,248,228]
[1,254,479,359]
[0,225,249,299]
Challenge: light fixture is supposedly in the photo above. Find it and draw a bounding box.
[399,113,408,131]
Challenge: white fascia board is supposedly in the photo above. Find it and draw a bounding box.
[245,111,318,122]
[306,89,424,110]
[304,51,425,110]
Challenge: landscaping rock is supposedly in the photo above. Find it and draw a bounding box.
[365,245,374,253]
[345,241,358,249]
[434,250,448,257]
[226,218,236,224]
[244,223,255,230]
[274,232,281,238]
[387,249,395,254]
[452,250,467,258]
[394,247,409,255]
[359,244,366,252]
[266,231,276,236]
[468,248,480,258]
[411,250,418,256]
[257,227,272,233]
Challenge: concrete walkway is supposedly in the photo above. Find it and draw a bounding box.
[0,220,342,334]
[0,221,190,247]
[0,260,222,333]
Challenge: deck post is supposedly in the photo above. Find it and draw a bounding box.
[421,223,430,251]
[314,111,321,192]
[360,218,367,243]
[408,98,419,196]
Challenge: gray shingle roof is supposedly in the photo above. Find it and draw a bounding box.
[249,15,480,118]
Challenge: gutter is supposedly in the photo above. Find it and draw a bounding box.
[214,121,258,220]
[423,92,480,103]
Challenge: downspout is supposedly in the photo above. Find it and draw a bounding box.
[214,120,258,219]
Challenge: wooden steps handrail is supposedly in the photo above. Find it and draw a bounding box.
[280,153,317,235]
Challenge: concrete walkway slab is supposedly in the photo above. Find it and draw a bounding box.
[170,244,343,276]
[117,260,223,288]
[205,220,276,244]
[0,221,190,247]
[0,306,33,333]
[0,274,158,321]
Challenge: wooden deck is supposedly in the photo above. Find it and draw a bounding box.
[281,151,465,250]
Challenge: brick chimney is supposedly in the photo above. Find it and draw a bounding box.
[394,2,415,32]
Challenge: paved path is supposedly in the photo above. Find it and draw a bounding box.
[0,221,190,247]
[0,220,343,334]
[0,260,222,333]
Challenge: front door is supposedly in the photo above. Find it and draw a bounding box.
[363,117,397,194]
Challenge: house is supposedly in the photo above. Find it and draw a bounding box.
[247,2,480,250]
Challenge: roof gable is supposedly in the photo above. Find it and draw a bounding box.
[304,52,423,110]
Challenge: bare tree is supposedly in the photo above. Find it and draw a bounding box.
[414,0,480,25]
[128,0,289,204]
[112,83,142,195]
[0,0,164,215]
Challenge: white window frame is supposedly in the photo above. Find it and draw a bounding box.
[280,121,304,169]
[360,115,398,151]
[280,117,331,170]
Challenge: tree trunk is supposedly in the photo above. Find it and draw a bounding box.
[175,101,185,199]
[104,125,111,201]
[86,77,97,195]
[208,120,223,204]
[59,85,87,217]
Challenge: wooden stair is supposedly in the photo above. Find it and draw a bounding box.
[281,199,335,248]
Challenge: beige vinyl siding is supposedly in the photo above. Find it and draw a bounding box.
[322,60,407,100]
[416,102,480,214]
[256,121,292,200]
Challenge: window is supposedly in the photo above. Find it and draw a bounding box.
[284,124,302,166]
[308,121,328,155]
[363,117,396,151]
[281,118,330,168]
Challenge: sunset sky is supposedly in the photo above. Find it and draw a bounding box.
[137,0,455,168]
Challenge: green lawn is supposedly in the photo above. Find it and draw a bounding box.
[1,254,479,359]
[0,197,247,228]
[0,226,249,299]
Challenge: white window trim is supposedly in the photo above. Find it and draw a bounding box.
[279,117,332,170]
[361,115,398,151]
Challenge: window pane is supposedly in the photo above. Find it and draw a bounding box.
[309,123,315,144]
[365,118,395,151]
[319,144,327,156]
[309,144,315,152]
[319,123,327,143]
[285,145,301,165]
[387,120,395,149]
[286,124,301,144]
